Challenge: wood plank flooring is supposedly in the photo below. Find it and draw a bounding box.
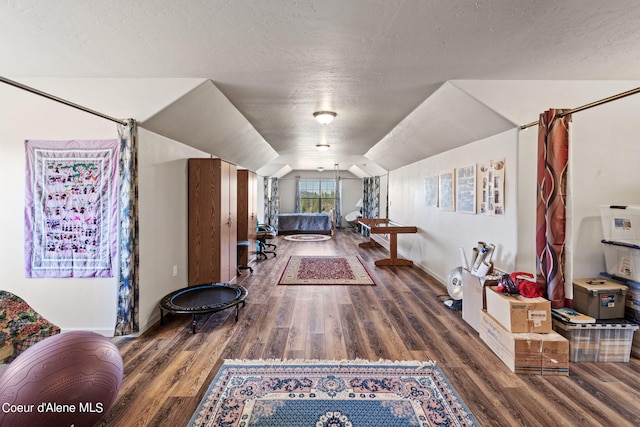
[99,229,640,426]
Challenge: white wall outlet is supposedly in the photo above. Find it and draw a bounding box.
[172,265,178,276]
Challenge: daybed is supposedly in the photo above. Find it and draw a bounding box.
[277,212,334,235]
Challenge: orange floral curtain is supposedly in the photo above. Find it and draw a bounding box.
[536,109,572,308]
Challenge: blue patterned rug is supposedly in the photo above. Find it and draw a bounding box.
[188,359,478,426]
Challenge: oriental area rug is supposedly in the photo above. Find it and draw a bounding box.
[188,359,478,427]
[278,256,375,286]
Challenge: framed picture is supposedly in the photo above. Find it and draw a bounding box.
[424,175,438,207]
[479,159,505,216]
[438,171,454,211]
[456,165,476,214]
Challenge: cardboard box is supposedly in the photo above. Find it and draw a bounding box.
[485,286,552,333]
[479,310,569,376]
[573,278,627,319]
[461,269,499,333]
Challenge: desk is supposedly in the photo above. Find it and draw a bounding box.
[357,218,418,266]
[159,283,247,333]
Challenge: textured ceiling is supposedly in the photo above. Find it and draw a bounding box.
[2,1,640,173]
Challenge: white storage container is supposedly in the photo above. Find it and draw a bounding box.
[600,205,640,245]
[601,240,640,283]
[553,318,638,362]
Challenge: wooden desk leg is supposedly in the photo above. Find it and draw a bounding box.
[373,232,413,266]
[389,233,398,262]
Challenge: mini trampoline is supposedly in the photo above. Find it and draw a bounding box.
[159,283,248,333]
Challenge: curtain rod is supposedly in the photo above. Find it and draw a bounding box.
[520,85,640,130]
[0,75,128,126]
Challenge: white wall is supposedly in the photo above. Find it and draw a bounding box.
[137,129,209,332]
[388,129,519,285]
[561,94,640,294]
[0,78,203,335]
[0,83,119,335]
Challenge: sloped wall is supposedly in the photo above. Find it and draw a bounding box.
[141,80,278,172]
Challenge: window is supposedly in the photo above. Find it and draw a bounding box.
[300,180,335,213]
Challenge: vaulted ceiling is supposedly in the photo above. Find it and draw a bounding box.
[2,1,640,175]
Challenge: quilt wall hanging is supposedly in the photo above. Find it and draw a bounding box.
[24,139,119,278]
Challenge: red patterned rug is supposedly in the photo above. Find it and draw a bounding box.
[278,256,376,286]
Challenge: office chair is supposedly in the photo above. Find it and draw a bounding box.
[256,223,277,259]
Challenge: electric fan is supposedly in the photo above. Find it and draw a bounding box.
[444,267,463,310]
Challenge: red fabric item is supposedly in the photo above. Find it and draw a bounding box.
[510,272,545,298]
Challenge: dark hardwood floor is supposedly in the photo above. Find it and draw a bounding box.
[99,229,640,426]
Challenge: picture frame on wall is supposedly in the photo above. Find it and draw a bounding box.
[479,158,505,216]
[438,171,454,211]
[456,164,476,214]
[424,175,438,207]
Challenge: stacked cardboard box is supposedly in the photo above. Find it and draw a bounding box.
[479,311,569,375]
[479,286,568,375]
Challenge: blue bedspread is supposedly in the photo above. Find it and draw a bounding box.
[277,213,333,235]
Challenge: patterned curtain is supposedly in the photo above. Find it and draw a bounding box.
[268,177,279,231]
[115,119,139,336]
[263,177,269,223]
[536,109,572,309]
[295,176,301,213]
[334,177,342,228]
[362,176,380,219]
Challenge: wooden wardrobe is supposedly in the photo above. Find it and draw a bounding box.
[237,169,258,268]
[188,158,237,285]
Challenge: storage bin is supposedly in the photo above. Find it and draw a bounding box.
[601,240,640,283]
[600,205,640,245]
[572,278,627,319]
[624,280,640,322]
[552,318,638,362]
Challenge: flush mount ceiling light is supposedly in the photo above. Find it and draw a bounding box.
[313,111,337,125]
[317,167,325,172]
[315,143,330,152]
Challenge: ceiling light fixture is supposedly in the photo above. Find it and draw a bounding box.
[315,143,330,152]
[313,111,337,125]
[317,167,325,172]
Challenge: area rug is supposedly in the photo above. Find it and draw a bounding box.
[278,256,375,286]
[284,234,332,242]
[188,359,478,427]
